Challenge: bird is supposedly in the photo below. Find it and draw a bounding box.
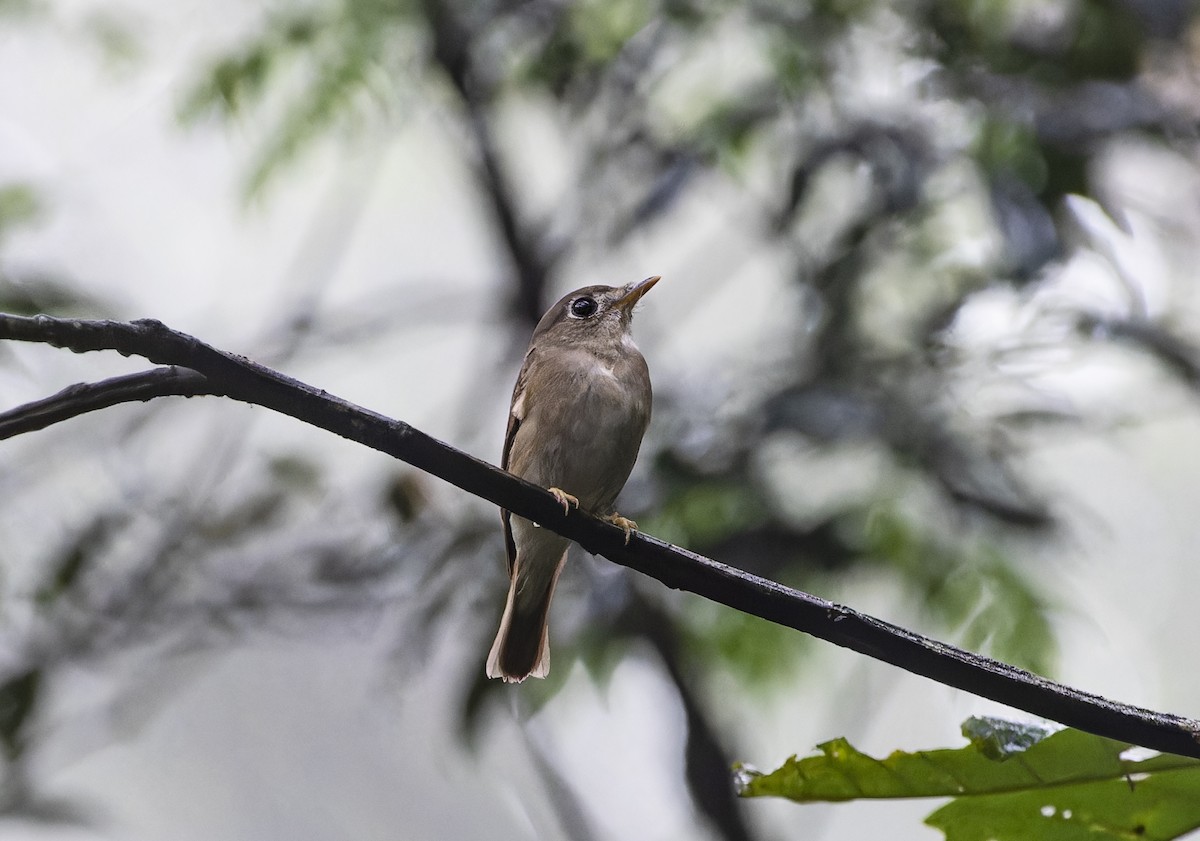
[486,276,659,683]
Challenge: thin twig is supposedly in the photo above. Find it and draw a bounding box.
[1,312,1199,757]
[0,367,215,439]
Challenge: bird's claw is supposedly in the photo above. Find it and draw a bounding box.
[548,487,580,514]
[603,513,638,545]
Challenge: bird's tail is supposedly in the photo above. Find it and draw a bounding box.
[486,530,568,683]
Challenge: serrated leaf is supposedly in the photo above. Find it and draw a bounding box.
[737,717,1200,841]
[927,768,1200,841]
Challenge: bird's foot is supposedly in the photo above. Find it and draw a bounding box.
[603,513,638,545]
[548,487,580,514]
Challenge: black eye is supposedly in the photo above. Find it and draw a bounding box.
[569,297,598,318]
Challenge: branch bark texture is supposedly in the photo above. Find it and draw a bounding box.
[2,313,1199,758]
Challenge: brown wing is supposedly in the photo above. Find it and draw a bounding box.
[500,348,536,576]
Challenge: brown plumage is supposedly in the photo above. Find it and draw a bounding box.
[486,277,659,682]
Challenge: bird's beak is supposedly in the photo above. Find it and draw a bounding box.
[614,275,661,312]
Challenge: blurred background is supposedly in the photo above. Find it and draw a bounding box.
[2,0,1200,838]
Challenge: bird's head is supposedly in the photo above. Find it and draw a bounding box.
[532,276,660,348]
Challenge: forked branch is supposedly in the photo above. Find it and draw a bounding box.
[2,312,1198,757]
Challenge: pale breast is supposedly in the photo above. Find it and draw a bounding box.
[507,345,651,513]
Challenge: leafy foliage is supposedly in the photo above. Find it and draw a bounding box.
[178,2,414,197]
[0,670,40,762]
[0,184,39,236]
[864,509,1057,675]
[0,182,113,317]
[738,716,1200,841]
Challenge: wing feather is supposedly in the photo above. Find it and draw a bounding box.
[500,348,536,576]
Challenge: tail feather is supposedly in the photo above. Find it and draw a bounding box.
[486,541,567,683]
[485,579,551,682]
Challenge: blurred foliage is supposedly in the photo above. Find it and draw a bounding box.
[0,275,111,317]
[3,0,1200,838]
[738,716,1200,841]
[0,182,112,317]
[679,599,809,689]
[177,2,413,197]
[34,514,124,607]
[641,477,769,549]
[81,9,144,70]
[0,184,39,235]
[0,0,42,18]
[863,508,1056,675]
[0,671,39,763]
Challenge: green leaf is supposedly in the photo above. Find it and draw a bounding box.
[737,717,1200,840]
[928,769,1200,841]
[961,716,1056,760]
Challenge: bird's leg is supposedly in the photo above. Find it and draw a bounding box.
[548,487,580,514]
[602,513,638,545]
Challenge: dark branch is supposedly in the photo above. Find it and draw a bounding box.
[0,367,215,439]
[635,595,753,841]
[2,312,1199,758]
[420,0,550,327]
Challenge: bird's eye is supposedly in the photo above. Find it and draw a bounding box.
[569,297,598,318]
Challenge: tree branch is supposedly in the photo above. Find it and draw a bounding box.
[0,367,215,439]
[2,312,1199,757]
[420,0,550,327]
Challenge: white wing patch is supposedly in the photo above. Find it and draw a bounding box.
[593,363,618,382]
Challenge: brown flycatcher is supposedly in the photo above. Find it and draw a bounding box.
[486,276,659,682]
